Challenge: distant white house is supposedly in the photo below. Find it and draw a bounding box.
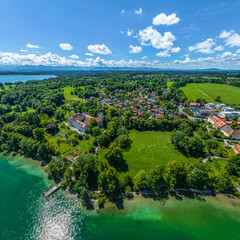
[219,111,239,120]
[147,98,157,104]
[189,102,200,111]
[221,125,234,137]
[193,106,219,117]
[206,103,215,108]
[216,104,227,110]
[222,107,235,112]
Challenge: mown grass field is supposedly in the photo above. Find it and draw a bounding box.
[167,82,175,88]
[180,83,240,105]
[62,87,82,101]
[123,130,198,177]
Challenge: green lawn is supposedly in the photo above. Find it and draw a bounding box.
[205,158,228,178]
[46,131,82,158]
[62,87,82,101]
[123,130,198,177]
[167,82,175,88]
[180,83,240,105]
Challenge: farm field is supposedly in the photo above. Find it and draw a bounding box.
[123,130,198,177]
[180,83,240,105]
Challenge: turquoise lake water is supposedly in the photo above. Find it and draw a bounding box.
[0,155,240,240]
[0,75,55,83]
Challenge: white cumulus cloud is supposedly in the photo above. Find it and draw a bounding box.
[214,45,224,51]
[127,29,134,37]
[69,54,79,59]
[129,45,142,54]
[139,26,176,50]
[220,52,235,58]
[142,56,148,60]
[171,47,181,53]
[85,53,94,56]
[135,8,143,15]
[88,44,112,55]
[120,9,126,14]
[218,30,240,47]
[219,30,234,39]
[20,49,28,52]
[156,50,171,57]
[26,43,40,49]
[59,43,73,50]
[0,51,240,69]
[225,32,240,47]
[153,13,180,26]
[188,38,215,54]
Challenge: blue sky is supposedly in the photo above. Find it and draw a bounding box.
[0,0,240,69]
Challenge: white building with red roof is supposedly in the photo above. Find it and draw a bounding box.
[69,109,104,133]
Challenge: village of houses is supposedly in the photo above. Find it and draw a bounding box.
[184,102,240,155]
[69,84,240,156]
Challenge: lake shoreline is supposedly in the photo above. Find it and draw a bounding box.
[0,74,55,83]
[1,120,240,240]
[1,151,240,213]
[65,186,240,212]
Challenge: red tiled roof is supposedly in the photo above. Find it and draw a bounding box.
[155,114,164,119]
[190,103,200,107]
[95,117,101,122]
[233,145,240,154]
[214,121,225,128]
[138,112,145,117]
[73,119,87,128]
[214,120,227,128]
[209,116,221,122]
[85,114,94,119]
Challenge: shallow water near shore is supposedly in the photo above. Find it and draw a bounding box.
[0,155,240,240]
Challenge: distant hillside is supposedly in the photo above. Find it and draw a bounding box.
[0,65,240,74]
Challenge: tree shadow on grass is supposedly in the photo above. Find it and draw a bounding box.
[115,198,124,210]
[139,190,215,205]
[86,202,95,211]
[173,191,216,202]
[115,158,129,173]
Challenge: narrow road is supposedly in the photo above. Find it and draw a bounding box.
[177,104,204,121]
[52,155,75,164]
[194,132,226,163]
[94,145,99,155]
[77,145,86,153]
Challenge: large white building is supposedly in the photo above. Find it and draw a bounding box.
[69,109,104,133]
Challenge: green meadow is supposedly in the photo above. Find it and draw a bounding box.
[62,87,82,101]
[123,130,198,177]
[180,83,240,105]
[167,82,175,88]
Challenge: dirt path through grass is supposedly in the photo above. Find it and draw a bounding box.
[192,84,215,102]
